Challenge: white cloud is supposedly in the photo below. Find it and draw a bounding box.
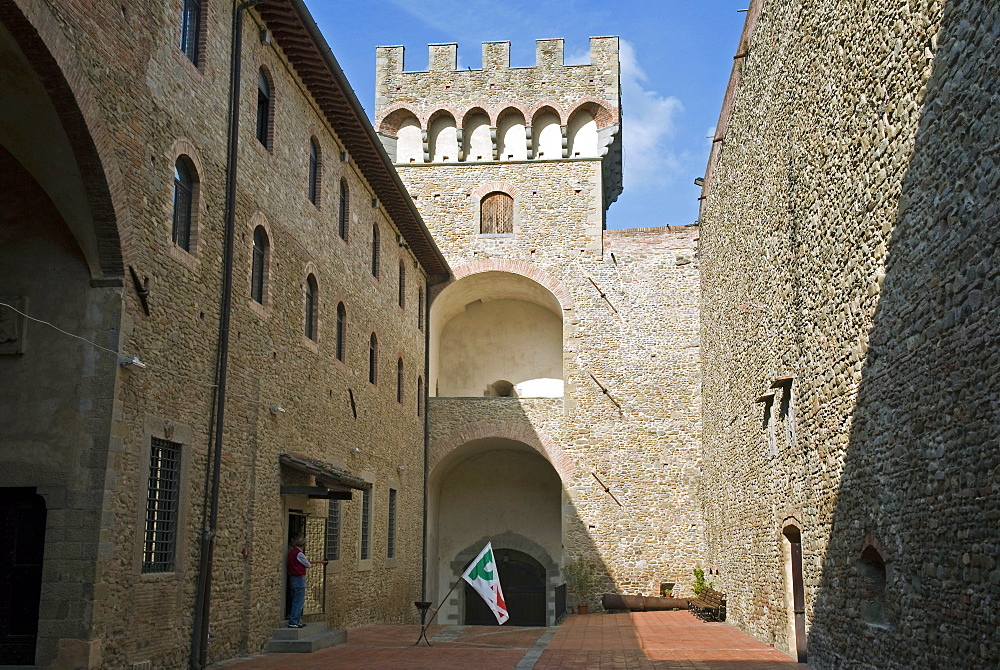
[619,40,684,189]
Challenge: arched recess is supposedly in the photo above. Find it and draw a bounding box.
[427,109,458,162]
[429,266,568,398]
[496,107,527,161]
[428,437,564,626]
[462,108,491,162]
[530,106,562,160]
[0,2,124,278]
[379,107,422,164]
[567,108,598,158]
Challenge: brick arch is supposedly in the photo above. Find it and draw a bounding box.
[471,181,520,200]
[450,259,574,311]
[377,104,421,134]
[493,103,530,127]
[1,1,125,279]
[429,419,575,482]
[529,101,567,125]
[568,97,620,129]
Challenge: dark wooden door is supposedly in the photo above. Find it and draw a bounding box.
[465,550,546,626]
[0,489,46,666]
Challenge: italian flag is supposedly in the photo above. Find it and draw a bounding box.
[461,542,509,624]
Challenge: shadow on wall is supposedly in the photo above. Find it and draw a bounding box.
[426,397,623,626]
[809,1,999,667]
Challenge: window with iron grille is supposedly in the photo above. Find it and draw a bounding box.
[305,274,318,341]
[325,500,341,561]
[308,138,321,205]
[179,0,201,65]
[336,302,346,361]
[480,192,513,234]
[143,438,182,573]
[251,226,268,304]
[256,69,271,148]
[371,224,380,277]
[360,488,371,560]
[387,489,397,559]
[338,179,349,240]
[172,158,195,251]
[369,333,378,384]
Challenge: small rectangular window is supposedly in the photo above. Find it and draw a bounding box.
[387,489,397,559]
[360,488,371,560]
[143,438,182,573]
[179,0,201,65]
[325,500,340,561]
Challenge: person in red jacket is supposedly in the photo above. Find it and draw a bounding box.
[286,535,313,628]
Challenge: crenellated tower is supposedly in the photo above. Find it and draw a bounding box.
[375,38,704,627]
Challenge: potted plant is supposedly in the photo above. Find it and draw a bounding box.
[564,558,596,614]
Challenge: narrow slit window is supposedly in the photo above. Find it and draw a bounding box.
[251,226,268,304]
[369,333,378,384]
[371,224,380,277]
[338,179,349,239]
[305,274,318,341]
[336,302,346,361]
[360,488,372,560]
[387,489,397,559]
[308,138,321,205]
[398,261,406,308]
[397,358,404,403]
[417,288,424,331]
[172,158,195,251]
[417,376,424,417]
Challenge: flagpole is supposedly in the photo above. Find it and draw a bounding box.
[424,576,465,628]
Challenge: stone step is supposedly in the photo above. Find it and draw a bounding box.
[271,621,328,640]
[267,622,346,653]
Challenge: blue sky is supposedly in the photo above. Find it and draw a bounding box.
[306,1,749,230]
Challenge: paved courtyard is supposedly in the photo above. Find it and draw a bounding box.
[214,610,810,669]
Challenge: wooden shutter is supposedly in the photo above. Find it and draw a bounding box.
[481,192,513,234]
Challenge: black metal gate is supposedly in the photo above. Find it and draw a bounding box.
[464,549,545,626]
[0,489,46,666]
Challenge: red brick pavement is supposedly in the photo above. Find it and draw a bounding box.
[212,611,810,669]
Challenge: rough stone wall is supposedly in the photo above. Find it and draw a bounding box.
[699,0,998,666]
[0,2,435,668]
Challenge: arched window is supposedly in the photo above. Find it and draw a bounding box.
[417,376,424,416]
[308,138,321,205]
[172,157,197,252]
[338,179,349,240]
[179,0,202,65]
[858,545,888,625]
[417,288,424,331]
[371,224,380,277]
[396,358,404,403]
[304,274,318,341]
[251,226,268,304]
[481,192,514,234]
[368,333,378,384]
[398,261,406,307]
[336,302,346,361]
[256,68,272,148]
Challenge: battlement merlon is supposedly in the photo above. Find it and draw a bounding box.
[375,37,620,115]
[375,37,618,74]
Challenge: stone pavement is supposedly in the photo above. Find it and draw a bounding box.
[213,611,810,669]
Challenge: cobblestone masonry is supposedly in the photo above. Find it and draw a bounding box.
[0,2,441,668]
[698,0,998,667]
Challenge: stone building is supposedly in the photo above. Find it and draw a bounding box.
[0,0,447,667]
[374,37,704,627]
[698,0,998,667]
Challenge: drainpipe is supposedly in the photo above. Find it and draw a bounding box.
[421,279,431,601]
[190,1,265,667]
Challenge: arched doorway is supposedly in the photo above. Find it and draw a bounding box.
[464,549,546,626]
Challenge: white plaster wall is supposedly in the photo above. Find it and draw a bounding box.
[464,113,491,162]
[431,443,562,623]
[429,115,458,162]
[568,112,597,158]
[498,113,527,161]
[532,113,561,159]
[437,299,562,397]
[396,116,422,164]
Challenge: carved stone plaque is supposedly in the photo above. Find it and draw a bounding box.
[0,296,27,355]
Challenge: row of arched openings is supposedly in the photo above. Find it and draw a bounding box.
[384,104,605,164]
